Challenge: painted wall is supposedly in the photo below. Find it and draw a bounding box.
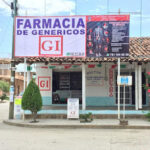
[85,63,116,106]
[36,63,52,105]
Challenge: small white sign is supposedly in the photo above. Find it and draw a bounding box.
[14,98,22,119]
[117,76,132,86]
[11,77,15,82]
[67,98,79,119]
[9,93,14,102]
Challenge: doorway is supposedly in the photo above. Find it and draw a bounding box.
[52,71,82,104]
[116,71,146,105]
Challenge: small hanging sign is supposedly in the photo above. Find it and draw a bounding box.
[117,76,132,86]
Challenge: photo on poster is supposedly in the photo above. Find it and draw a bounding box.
[86,15,129,57]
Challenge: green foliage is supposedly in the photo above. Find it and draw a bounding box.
[144,73,150,90]
[22,80,42,114]
[145,73,150,83]
[0,81,9,101]
[0,80,10,93]
[145,112,150,121]
[79,112,93,122]
[0,93,7,101]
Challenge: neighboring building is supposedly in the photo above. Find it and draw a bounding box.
[13,37,150,110]
[0,58,24,95]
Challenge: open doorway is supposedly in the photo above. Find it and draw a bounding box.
[52,71,82,104]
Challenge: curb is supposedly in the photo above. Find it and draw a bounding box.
[3,120,150,129]
[24,114,146,119]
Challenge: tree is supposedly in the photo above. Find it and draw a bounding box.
[22,79,42,122]
[0,93,7,102]
[0,80,9,102]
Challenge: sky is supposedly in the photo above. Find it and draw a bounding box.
[0,0,150,58]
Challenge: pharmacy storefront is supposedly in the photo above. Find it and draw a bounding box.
[14,15,150,110]
[35,61,148,110]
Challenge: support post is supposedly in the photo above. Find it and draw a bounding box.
[82,63,86,110]
[135,64,139,110]
[24,58,26,91]
[27,64,31,86]
[117,58,120,119]
[138,64,142,109]
[123,85,125,119]
[9,0,18,119]
[9,61,15,119]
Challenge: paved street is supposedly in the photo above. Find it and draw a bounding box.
[1,102,150,150]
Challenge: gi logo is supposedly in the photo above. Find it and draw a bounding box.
[39,36,63,56]
[38,76,51,91]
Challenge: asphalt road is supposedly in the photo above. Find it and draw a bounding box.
[0,101,150,150]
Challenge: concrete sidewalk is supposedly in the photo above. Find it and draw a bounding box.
[3,118,150,129]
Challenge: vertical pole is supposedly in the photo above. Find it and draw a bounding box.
[23,58,27,121]
[82,63,86,110]
[123,85,125,119]
[24,58,26,91]
[27,64,31,86]
[50,67,53,105]
[135,64,139,110]
[140,0,142,37]
[118,58,120,119]
[9,0,18,119]
[9,64,15,119]
[138,64,142,109]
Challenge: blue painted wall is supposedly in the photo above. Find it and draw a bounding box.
[42,96,52,106]
[41,96,149,106]
[86,96,149,107]
[86,97,115,106]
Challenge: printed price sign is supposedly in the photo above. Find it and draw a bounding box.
[67,98,79,119]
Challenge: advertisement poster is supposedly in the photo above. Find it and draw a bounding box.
[14,15,129,58]
[67,98,79,119]
[86,69,105,86]
[86,15,129,57]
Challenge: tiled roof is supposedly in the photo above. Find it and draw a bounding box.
[0,58,11,64]
[13,37,150,64]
